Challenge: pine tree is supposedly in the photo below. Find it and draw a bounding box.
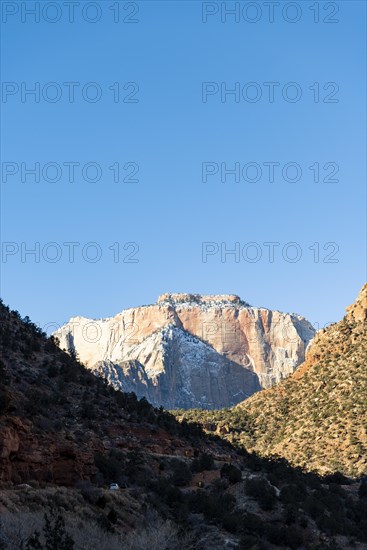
[43,508,74,550]
[26,530,42,550]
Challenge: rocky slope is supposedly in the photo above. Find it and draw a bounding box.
[1,300,367,549]
[0,299,242,547]
[54,293,315,409]
[0,303,221,487]
[178,284,367,477]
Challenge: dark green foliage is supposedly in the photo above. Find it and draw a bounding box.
[239,534,267,549]
[245,478,277,511]
[0,388,9,414]
[43,509,74,549]
[80,400,95,420]
[358,479,367,499]
[328,482,347,496]
[318,513,344,536]
[284,525,304,549]
[94,452,121,482]
[26,531,42,549]
[97,513,113,532]
[24,389,52,416]
[264,522,312,549]
[280,483,307,505]
[190,452,214,472]
[67,348,79,363]
[77,481,104,505]
[124,449,145,482]
[149,471,190,521]
[303,494,325,520]
[0,360,9,385]
[107,508,118,524]
[60,363,78,383]
[47,364,59,378]
[284,505,297,525]
[31,340,41,352]
[170,459,192,487]
[324,472,351,485]
[242,511,265,537]
[44,337,59,354]
[203,492,236,522]
[221,511,243,534]
[26,509,74,549]
[263,523,285,545]
[220,463,242,483]
[258,490,277,511]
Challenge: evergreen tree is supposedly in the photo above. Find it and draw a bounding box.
[43,508,74,550]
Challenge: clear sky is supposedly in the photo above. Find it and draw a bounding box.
[1,0,366,332]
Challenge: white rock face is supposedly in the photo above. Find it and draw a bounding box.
[54,294,315,409]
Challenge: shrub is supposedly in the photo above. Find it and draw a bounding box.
[318,513,344,536]
[0,361,9,384]
[24,390,51,416]
[81,401,95,420]
[76,481,104,506]
[152,478,180,501]
[220,463,242,484]
[264,523,285,545]
[241,511,264,537]
[280,483,307,505]
[94,453,121,482]
[222,511,243,534]
[123,519,179,550]
[245,478,277,511]
[45,338,59,354]
[191,453,214,472]
[324,472,351,485]
[303,495,325,520]
[26,531,42,549]
[359,479,367,500]
[187,489,206,514]
[26,508,74,550]
[203,492,236,522]
[47,364,59,378]
[0,388,9,414]
[259,490,277,511]
[284,525,304,549]
[239,534,267,549]
[107,509,118,524]
[170,459,192,487]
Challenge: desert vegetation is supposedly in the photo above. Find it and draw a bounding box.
[176,302,367,478]
[1,297,367,548]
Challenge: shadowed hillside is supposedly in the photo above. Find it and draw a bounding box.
[1,299,367,549]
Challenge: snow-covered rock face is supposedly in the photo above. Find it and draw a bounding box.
[53,294,315,409]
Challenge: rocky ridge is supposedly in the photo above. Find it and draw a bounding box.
[178,284,367,477]
[54,293,315,409]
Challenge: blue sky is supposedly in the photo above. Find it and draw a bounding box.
[1,0,366,331]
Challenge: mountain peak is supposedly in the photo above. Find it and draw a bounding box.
[55,296,314,408]
[157,293,249,307]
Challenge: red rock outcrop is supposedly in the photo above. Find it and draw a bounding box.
[346,283,367,322]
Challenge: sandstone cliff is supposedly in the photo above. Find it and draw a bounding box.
[54,294,315,409]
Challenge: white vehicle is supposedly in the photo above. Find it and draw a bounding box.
[109,483,119,491]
